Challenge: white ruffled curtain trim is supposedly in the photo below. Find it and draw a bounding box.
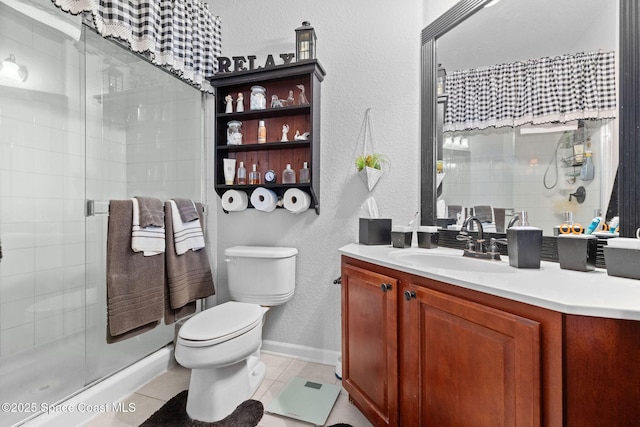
[51,0,221,93]
[443,51,617,132]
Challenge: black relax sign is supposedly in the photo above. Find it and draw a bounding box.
[217,53,296,73]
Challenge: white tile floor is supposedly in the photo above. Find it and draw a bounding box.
[85,352,373,427]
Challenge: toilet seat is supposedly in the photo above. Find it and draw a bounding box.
[178,301,263,348]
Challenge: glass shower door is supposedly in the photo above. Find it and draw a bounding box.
[83,29,204,384]
[0,2,206,425]
[0,2,87,425]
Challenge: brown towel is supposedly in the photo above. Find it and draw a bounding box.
[164,288,196,325]
[107,200,164,343]
[136,196,165,228]
[474,205,493,223]
[164,202,215,323]
[173,198,200,223]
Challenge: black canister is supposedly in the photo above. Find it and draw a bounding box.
[557,235,597,271]
[507,226,543,268]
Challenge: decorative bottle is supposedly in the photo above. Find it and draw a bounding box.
[249,164,261,185]
[299,162,310,183]
[258,120,267,144]
[580,151,594,181]
[506,211,543,269]
[282,164,296,184]
[236,161,246,184]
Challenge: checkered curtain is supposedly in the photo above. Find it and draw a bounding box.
[443,51,617,132]
[52,0,221,93]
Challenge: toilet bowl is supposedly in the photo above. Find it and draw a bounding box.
[175,301,267,422]
[174,246,297,422]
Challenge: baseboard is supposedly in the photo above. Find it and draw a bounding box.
[261,340,341,366]
[23,345,175,427]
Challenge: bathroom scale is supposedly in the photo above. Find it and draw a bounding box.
[265,377,341,426]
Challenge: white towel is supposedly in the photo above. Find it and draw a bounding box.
[169,200,205,255]
[131,198,165,256]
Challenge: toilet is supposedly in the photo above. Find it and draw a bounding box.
[174,246,297,422]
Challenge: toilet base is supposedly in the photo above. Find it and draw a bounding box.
[185,350,266,422]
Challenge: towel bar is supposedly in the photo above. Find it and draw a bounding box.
[87,199,206,217]
[86,199,110,217]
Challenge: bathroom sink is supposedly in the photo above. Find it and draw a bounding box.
[390,250,513,274]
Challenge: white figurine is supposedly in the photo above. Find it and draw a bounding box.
[225,94,233,113]
[294,130,310,140]
[271,95,284,108]
[236,92,244,112]
[286,90,295,106]
[296,84,308,105]
[281,124,290,142]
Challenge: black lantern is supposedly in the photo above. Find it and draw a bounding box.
[295,21,317,61]
[102,64,123,93]
[437,64,447,96]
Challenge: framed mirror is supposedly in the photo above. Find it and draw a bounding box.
[421,0,640,242]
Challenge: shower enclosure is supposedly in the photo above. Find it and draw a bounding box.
[0,3,208,425]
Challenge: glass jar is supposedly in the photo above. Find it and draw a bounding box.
[250,85,266,110]
[227,120,242,145]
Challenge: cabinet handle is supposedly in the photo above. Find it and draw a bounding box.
[404,290,416,301]
[380,283,392,292]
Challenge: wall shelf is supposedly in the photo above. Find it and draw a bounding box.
[210,60,325,214]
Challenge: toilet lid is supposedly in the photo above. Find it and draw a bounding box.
[225,246,297,258]
[179,301,263,345]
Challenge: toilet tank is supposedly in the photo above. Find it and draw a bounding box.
[224,246,297,305]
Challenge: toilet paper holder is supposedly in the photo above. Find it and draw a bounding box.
[220,188,319,214]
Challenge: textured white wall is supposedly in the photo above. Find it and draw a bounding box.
[206,0,423,355]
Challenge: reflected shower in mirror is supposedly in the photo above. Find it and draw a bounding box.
[422,0,619,236]
[438,120,615,235]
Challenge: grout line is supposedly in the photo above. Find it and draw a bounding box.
[132,392,168,404]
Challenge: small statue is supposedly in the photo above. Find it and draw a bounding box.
[271,95,284,108]
[296,84,308,105]
[225,94,233,113]
[294,130,310,140]
[287,90,295,106]
[281,124,290,142]
[236,92,244,112]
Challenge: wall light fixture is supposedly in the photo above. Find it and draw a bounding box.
[0,54,28,82]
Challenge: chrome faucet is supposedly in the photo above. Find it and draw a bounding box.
[507,214,520,229]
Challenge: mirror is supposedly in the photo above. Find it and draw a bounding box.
[420,0,637,237]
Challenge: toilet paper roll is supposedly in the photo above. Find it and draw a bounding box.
[221,189,248,212]
[250,187,279,212]
[283,188,311,214]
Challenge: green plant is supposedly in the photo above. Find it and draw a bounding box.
[355,153,386,171]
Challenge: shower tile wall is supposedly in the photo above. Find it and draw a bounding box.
[0,6,85,358]
[1,5,206,424]
[441,125,606,234]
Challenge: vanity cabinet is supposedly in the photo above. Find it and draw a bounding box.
[341,264,399,427]
[342,255,640,427]
[341,256,564,427]
[209,60,325,213]
[399,282,541,427]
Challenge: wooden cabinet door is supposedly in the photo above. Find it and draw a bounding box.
[400,283,541,427]
[342,264,398,427]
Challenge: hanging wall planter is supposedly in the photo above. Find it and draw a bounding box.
[355,109,387,191]
[356,154,385,191]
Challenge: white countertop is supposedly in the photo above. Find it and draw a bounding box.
[339,242,640,321]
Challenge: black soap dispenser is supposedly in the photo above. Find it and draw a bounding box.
[506,211,543,268]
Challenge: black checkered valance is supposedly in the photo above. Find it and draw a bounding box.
[52,0,221,93]
[443,51,617,132]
